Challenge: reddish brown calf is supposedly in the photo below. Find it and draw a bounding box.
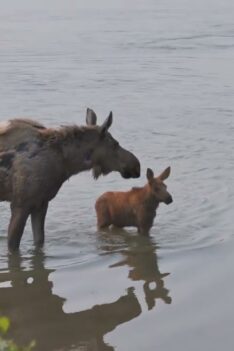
[95,167,173,235]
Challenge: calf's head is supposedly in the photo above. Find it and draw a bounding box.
[146,167,173,205]
[86,108,140,179]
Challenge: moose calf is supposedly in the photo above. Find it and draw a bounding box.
[95,167,173,235]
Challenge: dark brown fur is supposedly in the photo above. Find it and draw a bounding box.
[0,109,140,251]
[95,167,172,235]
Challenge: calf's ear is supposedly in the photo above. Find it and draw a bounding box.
[146,168,154,181]
[159,167,171,180]
[86,108,97,126]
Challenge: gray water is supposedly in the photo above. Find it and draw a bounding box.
[0,0,234,350]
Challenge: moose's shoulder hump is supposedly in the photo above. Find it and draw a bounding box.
[0,119,45,136]
[10,118,46,130]
[0,121,11,135]
[0,119,46,152]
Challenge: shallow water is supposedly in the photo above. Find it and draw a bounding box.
[0,0,234,350]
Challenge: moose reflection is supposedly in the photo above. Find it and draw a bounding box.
[100,230,172,310]
[0,236,171,351]
[0,252,141,351]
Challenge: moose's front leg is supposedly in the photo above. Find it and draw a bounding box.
[8,205,30,251]
[137,226,150,236]
[137,209,155,236]
[137,215,153,236]
[31,202,48,247]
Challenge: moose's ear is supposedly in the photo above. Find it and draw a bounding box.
[146,168,154,181]
[86,108,97,126]
[100,111,113,135]
[159,166,171,181]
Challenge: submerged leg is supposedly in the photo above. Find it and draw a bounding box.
[31,202,48,247]
[137,220,151,236]
[97,211,111,229]
[97,219,111,230]
[137,226,150,236]
[96,201,111,229]
[137,213,154,236]
[8,206,30,251]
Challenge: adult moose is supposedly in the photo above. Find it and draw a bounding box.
[0,109,140,251]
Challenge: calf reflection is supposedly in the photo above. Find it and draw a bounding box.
[0,252,141,351]
[101,230,172,310]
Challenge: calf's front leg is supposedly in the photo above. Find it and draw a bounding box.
[137,210,155,236]
[137,226,150,236]
[137,217,152,236]
[8,205,30,251]
[31,202,48,247]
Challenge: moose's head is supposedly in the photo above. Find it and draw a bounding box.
[86,108,140,179]
[146,167,173,205]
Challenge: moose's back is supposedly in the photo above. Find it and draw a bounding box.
[0,119,45,152]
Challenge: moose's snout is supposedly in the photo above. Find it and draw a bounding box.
[165,195,173,205]
[131,161,141,178]
[122,153,141,179]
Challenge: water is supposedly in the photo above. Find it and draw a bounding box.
[0,0,234,350]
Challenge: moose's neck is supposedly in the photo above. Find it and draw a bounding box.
[144,185,160,209]
[62,128,99,179]
[41,125,99,180]
[61,147,92,180]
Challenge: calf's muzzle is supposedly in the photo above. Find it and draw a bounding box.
[165,195,173,205]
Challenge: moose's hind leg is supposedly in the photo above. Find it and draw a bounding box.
[96,202,111,229]
[8,206,30,251]
[31,202,48,247]
[97,213,111,229]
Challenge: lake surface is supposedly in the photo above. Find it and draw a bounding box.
[0,0,234,350]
